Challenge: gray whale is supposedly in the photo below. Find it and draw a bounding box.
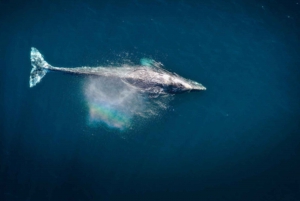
[29,47,206,94]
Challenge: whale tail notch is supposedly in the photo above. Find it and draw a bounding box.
[30,47,49,88]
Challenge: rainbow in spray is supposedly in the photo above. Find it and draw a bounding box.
[83,76,171,130]
[87,102,131,130]
[84,77,145,130]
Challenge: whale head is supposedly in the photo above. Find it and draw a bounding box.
[166,74,206,93]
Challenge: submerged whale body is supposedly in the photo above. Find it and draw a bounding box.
[29,47,206,94]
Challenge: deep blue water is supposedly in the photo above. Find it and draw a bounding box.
[1,0,300,200]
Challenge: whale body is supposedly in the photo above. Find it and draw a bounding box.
[29,47,206,94]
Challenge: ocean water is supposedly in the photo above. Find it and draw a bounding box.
[1,0,300,200]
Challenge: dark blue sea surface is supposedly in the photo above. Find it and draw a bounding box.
[1,0,300,200]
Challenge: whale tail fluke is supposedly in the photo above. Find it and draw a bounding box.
[30,47,49,87]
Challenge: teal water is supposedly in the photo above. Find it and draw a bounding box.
[1,0,300,200]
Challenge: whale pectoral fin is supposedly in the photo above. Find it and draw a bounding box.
[140,58,153,67]
[140,58,163,68]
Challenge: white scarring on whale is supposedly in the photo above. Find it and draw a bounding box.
[29,47,206,95]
